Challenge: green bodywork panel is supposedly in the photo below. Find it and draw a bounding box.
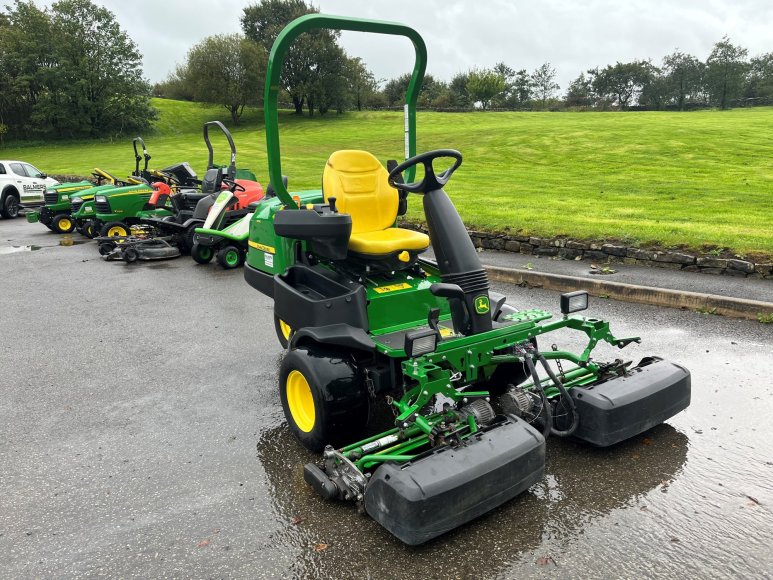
[246,190,323,275]
[42,181,94,212]
[94,183,166,223]
[71,184,117,220]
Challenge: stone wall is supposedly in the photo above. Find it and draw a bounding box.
[406,224,772,280]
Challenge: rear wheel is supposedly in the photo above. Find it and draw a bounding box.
[100,221,130,238]
[216,244,244,269]
[279,347,369,452]
[1,193,20,218]
[191,242,214,264]
[274,314,293,348]
[52,214,76,234]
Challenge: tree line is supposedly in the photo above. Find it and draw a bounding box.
[0,0,155,142]
[374,37,771,112]
[2,0,772,145]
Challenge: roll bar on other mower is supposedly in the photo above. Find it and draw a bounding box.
[203,120,238,180]
[263,13,427,209]
[132,136,151,179]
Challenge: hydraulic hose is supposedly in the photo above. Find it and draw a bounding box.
[538,355,580,437]
[523,354,552,439]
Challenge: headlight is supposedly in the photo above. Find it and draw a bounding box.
[71,197,82,204]
[404,328,438,358]
[95,195,107,203]
[560,291,589,316]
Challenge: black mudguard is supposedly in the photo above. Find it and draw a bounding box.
[570,357,691,447]
[364,416,545,545]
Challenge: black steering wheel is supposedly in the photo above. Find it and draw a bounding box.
[388,149,463,194]
[221,177,246,193]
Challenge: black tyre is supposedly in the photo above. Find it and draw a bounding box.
[274,314,294,348]
[83,221,98,239]
[279,347,369,452]
[123,247,139,263]
[182,225,197,254]
[190,242,214,264]
[216,244,244,269]
[98,242,116,256]
[52,214,76,234]
[100,221,130,238]
[1,192,20,218]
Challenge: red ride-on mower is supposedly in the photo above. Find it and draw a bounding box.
[141,121,264,252]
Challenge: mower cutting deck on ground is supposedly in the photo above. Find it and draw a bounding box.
[243,14,691,545]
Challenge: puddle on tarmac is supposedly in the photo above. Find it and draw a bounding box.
[0,245,43,255]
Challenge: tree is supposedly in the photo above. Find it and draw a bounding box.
[346,57,378,111]
[466,68,505,110]
[183,34,266,124]
[381,73,441,107]
[531,62,560,107]
[662,51,703,110]
[564,72,593,107]
[241,0,341,115]
[705,37,749,109]
[448,72,471,108]
[508,69,534,108]
[40,0,155,137]
[745,52,773,101]
[589,60,654,109]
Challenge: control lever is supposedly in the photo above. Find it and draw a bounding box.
[429,283,465,301]
[328,196,338,213]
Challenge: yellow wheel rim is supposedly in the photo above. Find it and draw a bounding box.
[279,319,292,341]
[107,225,127,237]
[60,218,72,231]
[287,370,315,433]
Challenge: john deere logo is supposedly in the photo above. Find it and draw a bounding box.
[474,295,490,314]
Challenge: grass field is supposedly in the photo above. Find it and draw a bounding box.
[5,99,773,258]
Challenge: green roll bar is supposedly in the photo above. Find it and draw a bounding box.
[263,13,427,208]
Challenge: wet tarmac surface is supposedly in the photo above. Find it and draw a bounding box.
[1,218,772,578]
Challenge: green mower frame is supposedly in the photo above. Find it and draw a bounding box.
[244,14,691,546]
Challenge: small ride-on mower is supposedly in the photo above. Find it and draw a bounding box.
[191,177,286,269]
[243,14,692,546]
[141,121,264,253]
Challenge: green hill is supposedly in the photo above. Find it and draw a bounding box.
[5,98,772,257]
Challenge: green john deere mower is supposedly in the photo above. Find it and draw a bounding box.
[244,14,691,546]
[27,137,157,235]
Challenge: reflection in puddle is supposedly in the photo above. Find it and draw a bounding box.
[255,423,689,578]
[0,245,43,255]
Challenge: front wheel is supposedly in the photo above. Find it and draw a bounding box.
[100,221,131,238]
[83,221,98,239]
[52,214,76,234]
[216,244,244,269]
[1,193,20,218]
[191,242,214,264]
[279,347,369,452]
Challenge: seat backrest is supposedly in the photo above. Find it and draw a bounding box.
[322,150,397,235]
[201,167,223,194]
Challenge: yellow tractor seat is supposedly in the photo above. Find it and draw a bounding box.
[322,150,429,259]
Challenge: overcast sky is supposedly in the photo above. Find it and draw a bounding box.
[89,0,771,89]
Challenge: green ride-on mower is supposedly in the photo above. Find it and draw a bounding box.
[141,121,264,254]
[243,14,692,546]
[91,136,200,239]
[26,135,157,235]
[191,177,287,269]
